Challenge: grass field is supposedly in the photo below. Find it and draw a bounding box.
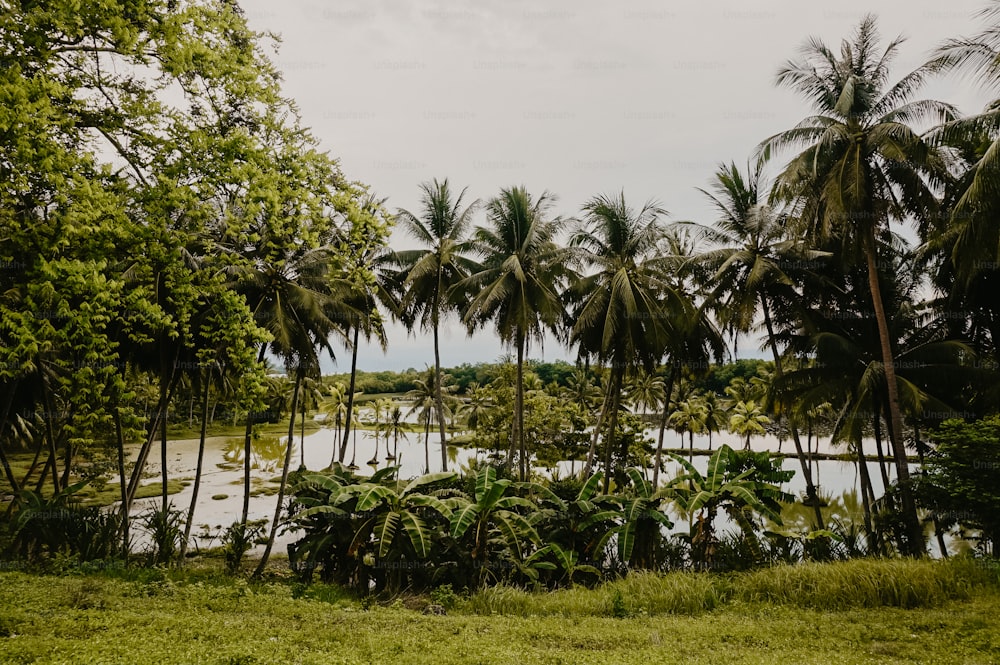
[0,559,998,664]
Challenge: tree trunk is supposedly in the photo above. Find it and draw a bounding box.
[513,331,527,481]
[181,369,212,560]
[652,362,677,487]
[254,367,302,578]
[863,226,922,556]
[41,383,61,494]
[160,367,170,512]
[0,382,20,493]
[855,439,877,554]
[873,397,891,491]
[424,409,431,474]
[433,316,449,473]
[602,365,624,493]
[241,344,268,525]
[583,376,610,476]
[762,295,824,528]
[113,406,129,560]
[340,327,360,463]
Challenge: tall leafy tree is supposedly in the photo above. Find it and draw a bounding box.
[689,160,826,523]
[460,187,567,481]
[394,179,479,472]
[568,193,678,490]
[758,16,955,554]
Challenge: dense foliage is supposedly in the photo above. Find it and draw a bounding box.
[2,2,1000,579]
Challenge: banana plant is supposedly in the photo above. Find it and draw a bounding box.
[448,465,541,586]
[613,468,674,570]
[347,472,456,562]
[663,444,788,569]
[528,472,621,575]
[287,464,401,583]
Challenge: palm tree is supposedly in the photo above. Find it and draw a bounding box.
[926,6,1000,287]
[669,395,708,461]
[321,382,348,468]
[568,192,680,490]
[384,405,408,462]
[404,369,455,473]
[625,370,666,418]
[689,159,827,518]
[728,400,770,450]
[758,16,955,554]
[394,179,479,473]
[460,186,567,481]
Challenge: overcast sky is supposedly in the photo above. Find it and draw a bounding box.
[238,0,993,373]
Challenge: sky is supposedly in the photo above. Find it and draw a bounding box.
[237,0,994,373]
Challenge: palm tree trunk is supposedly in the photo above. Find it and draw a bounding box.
[254,367,302,578]
[340,327,360,463]
[863,227,922,555]
[602,366,624,493]
[873,398,891,490]
[761,296,824,528]
[855,439,878,554]
[433,318,449,473]
[424,409,431,474]
[513,331,527,480]
[242,344,268,525]
[181,369,211,559]
[653,362,677,487]
[583,376,611,476]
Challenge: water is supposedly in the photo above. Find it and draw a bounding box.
[127,425,906,556]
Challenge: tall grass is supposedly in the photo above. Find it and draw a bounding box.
[735,558,998,610]
[460,558,999,617]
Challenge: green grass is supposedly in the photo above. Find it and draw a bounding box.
[0,559,999,664]
[464,559,999,617]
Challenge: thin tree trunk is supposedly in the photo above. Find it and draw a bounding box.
[241,344,268,525]
[863,226,922,555]
[254,368,302,578]
[41,383,61,494]
[113,406,130,560]
[433,316,449,473]
[873,399,891,491]
[0,382,20,493]
[340,327,360,463]
[424,409,431,474]
[855,439,877,553]
[300,388,306,468]
[652,363,677,487]
[160,366,170,512]
[125,353,179,510]
[515,332,527,481]
[181,370,212,560]
[583,376,610,476]
[602,366,624,493]
[762,295,824,528]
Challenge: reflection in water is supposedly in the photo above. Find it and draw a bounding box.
[133,427,904,555]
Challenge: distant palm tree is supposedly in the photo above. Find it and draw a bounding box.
[668,395,707,461]
[626,370,666,417]
[405,369,455,473]
[394,179,479,473]
[460,186,567,481]
[728,399,770,450]
[384,405,408,462]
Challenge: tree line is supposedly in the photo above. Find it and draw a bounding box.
[1,2,999,569]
